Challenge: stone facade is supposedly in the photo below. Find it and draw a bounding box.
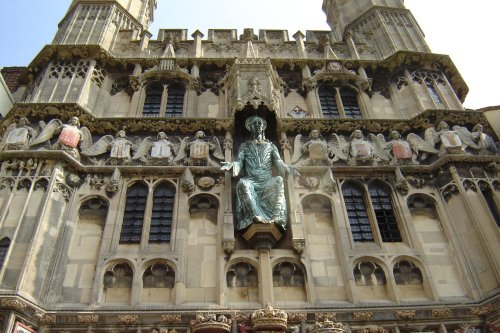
[0,0,498,332]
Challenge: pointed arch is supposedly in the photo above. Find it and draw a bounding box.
[368,181,401,242]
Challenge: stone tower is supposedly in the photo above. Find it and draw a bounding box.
[0,0,498,332]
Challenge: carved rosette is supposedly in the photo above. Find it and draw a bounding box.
[352,312,374,321]
[431,308,451,318]
[251,304,287,331]
[161,314,182,324]
[394,310,416,321]
[307,320,347,333]
[287,313,307,324]
[0,298,28,311]
[191,314,231,333]
[77,314,99,323]
[118,314,140,325]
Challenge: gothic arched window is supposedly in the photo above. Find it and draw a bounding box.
[318,82,362,118]
[369,183,401,242]
[165,83,185,117]
[149,182,176,243]
[143,83,163,117]
[342,182,373,242]
[120,183,148,244]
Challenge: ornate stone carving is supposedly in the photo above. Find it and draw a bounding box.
[160,314,182,324]
[292,239,305,254]
[441,183,459,201]
[470,304,494,316]
[223,240,235,254]
[54,182,71,200]
[223,138,233,150]
[88,174,105,190]
[287,313,307,323]
[0,298,28,311]
[307,320,347,333]
[394,310,416,320]
[105,168,121,197]
[352,312,374,321]
[77,314,99,323]
[181,168,196,194]
[316,313,337,322]
[252,304,287,331]
[431,308,451,318]
[191,314,231,333]
[175,131,224,167]
[299,176,320,190]
[462,179,477,192]
[118,314,139,325]
[232,313,251,324]
[356,327,388,333]
[66,172,84,188]
[197,176,216,190]
[35,312,57,324]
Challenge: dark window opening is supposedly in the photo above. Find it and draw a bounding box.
[143,83,163,117]
[149,183,176,243]
[318,83,340,118]
[120,183,148,244]
[369,185,402,242]
[341,88,362,118]
[426,84,442,104]
[165,83,185,117]
[343,183,373,242]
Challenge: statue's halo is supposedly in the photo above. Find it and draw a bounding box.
[245,116,267,132]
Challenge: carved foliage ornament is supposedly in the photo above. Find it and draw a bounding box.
[431,308,451,318]
[394,310,416,320]
[35,312,57,325]
[287,313,307,323]
[160,314,182,324]
[0,298,28,311]
[77,314,99,323]
[316,313,337,322]
[352,312,374,321]
[118,314,140,325]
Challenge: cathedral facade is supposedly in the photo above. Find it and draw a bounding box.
[0,0,498,332]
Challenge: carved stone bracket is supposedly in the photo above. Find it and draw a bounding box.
[223,240,235,255]
[292,239,306,254]
[181,168,196,194]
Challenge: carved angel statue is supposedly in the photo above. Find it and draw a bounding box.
[81,130,134,164]
[174,131,224,167]
[29,117,92,160]
[291,129,332,166]
[0,117,37,151]
[132,132,182,164]
[453,124,498,155]
[423,121,464,156]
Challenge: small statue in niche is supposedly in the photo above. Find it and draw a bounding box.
[175,131,224,167]
[0,117,37,151]
[221,116,299,230]
[454,124,498,155]
[29,117,92,160]
[132,132,181,164]
[292,129,332,166]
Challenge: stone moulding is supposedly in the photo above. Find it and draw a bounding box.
[191,314,231,333]
[0,298,28,311]
[352,312,374,321]
[431,308,452,318]
[118,314,140,325]
[251,304,287,331]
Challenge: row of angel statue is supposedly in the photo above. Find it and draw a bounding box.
[0,117,224,166]
[291,121,498,166]
[0,117,498,167]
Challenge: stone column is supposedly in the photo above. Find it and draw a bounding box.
[191,30,204,58]
[258,249,273,305]
[293,31,306,58]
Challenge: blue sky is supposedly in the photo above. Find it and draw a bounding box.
[0,0,499,109]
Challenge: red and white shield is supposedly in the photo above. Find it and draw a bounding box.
[58,127,80,148]
[392,141,412,159]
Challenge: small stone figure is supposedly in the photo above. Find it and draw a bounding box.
[221,116,299,230]
[110,130,133,159]
[29,117,92,160]
[132,132,180,164]
[175,131,224,167]
[426,121,463,155]
[0,117,36,151]
[454,124,498,155]
[291,129,331,166]
[349,129,374,165]
[81,130,134,164]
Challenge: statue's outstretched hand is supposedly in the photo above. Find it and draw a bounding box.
[221,161,234,171]
[287,165,300,177]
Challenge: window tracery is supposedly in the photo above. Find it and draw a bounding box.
[318,82,361,118]
[353,261,386,286]
[226,262,258,287]
[393,260,423,285]
[143,262,175,288]
[272,261,305,287]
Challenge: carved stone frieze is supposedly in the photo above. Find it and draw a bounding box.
[316,313,337,322]
[35,312,57,325]
[470,304,494,316]
[431,308,451,318]
[0,298,28,311]
[356,327,389,333]
[352,312,374,321]
[118,314,140,325]
[160,314,182,324]
[77,314,99,323]
[394,310,416,320]
[287,313,307,323]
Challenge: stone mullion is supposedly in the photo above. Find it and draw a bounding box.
[334,87,346,118]
[61,7,80,44]
[376,10,398,57]
[99,5,114,46]
[449,166,500,282]
[173,179,188,305]
[390,12,410,51]
[432,78,451,109]
[388,81,407,119]
[258,249,273,305]
[75,5,92,44]
[407,13,431,52]
[76,60,96,106]
[159,84,169,117]
[441,73,465,110]
[84,6,101,45]
[404,69,425,112]
[346,33,360,59]
[139,183,154,250]
[128,63,143,116]
[31,63,52,103]
[362,184,383,246]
